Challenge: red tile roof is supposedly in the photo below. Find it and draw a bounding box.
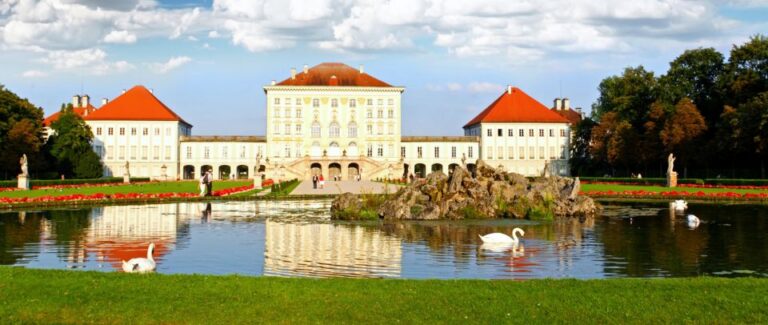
[275,62,393,87]
[464,87,570,128]
[84,86,191,126]
[43,104,97,126]
[551,108,583,125]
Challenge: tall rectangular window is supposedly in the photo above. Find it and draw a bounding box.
[96,127,102,135]
[549,129,554,137]
[388,98,394,106]
[497,146,503,159]
[451,146,456,158]
[367,125,373,135]
[143,128,148,136]
[486,146,493,159]
[508,129,513,137]
[529,129,534,137]
[529,146,535,159]
[367,99,373,106]
[519,147,525,160]
[312,99,319,107]
[417,146,423,158]
[487,129,492,137]
[240,146,246,158]
[468,146,473,158]
[367,145,373,157]
[401,146,406,158]
[519,129,524,137]
[350,99,356,107]
[106,146,113,160]
[560,145,566,159]
[166,128,171,136]
[434,147,440,158]
[274,98,280,105]
[296,124,302,135]
[155,128,160,135]
[186,147,192,159]
[165,146,171,160]
[141,146,148,160]
[367,109,373,118]
[561,129,567,137]
[204,146,210,159]
[296,98,302,105]
[131,128,136,136]
[539,129,544,137]
[508,146,514,160]
[539,146,544,159]
[498,129,502,136]
[377,109,383,118]
[377,145,383,157]
[388,109,394,118]
[119,146,125,159]
[130,146,137,159]
[222,146,228,158]
[549,147,556,160]
[108,127,113,135]
[296,109,302,118]
[119,128,125,136]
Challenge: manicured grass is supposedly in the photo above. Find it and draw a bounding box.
[582,183,768,194]
[1,267,767,324]
[0,180,252,199]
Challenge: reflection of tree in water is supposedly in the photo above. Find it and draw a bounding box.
[48,209,92,265]
[596,204,768,277]
[0,211,45,265]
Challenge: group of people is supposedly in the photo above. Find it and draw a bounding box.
[311,174,325,189]
[199,169,213,197]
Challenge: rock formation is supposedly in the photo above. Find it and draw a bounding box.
[331,161,599,220]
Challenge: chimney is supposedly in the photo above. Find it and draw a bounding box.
[122,89,126,94]
[575,107,584,119]
[271,80,276,86]
[82,95,90,107]
[101,98,108,106]
[290,67,296,80]
[149,88,154,94]
[507,85,513,95]
[303,64,308,74]
[84,109,89,117]
[72,95,81,108]
[359,64,364,74]
[563,98,570,110]
[554,98,563,111]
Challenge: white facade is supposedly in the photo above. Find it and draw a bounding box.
[465,122,570,176]
[179,136,267,180]
[90,120,190,179]
[400,136,480,177]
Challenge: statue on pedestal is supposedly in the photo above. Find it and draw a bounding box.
[461,153,466,167]
[17,154,30,190]
[123,161,131,184]
[666,153,678,187]
[254,151,263,189]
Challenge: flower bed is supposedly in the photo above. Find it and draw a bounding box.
[581,189,768,200]
[0,184,255,206]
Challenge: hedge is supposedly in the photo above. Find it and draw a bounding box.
[0,177,151,188]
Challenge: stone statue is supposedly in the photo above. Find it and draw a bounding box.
[461,153,466,166]
[254,151,263,189]
[667,153,675,175]
[19,154,28,176]
[123,161,131,183]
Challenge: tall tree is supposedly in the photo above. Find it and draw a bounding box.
[731,92,768,177]
[660,99,708,177]
[721,34,768,106]
[592,66,657,127]
[590,112,639,174]
[48,105,102,178]
[569,118,598,175]
[0,85,44,179]
[658,48,724,128]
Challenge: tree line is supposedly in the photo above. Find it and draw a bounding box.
[0,85,102,180]
[571,35,768,178]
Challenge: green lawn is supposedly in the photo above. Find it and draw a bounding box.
[582,183,768,194]
[0,267,766,324]
[0,180,251,199]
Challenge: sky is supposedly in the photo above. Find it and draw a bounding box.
[1,0,767,136]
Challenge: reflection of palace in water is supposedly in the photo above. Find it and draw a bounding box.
[264,220,402,278]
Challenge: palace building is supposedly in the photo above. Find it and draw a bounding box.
[44,62,573,180]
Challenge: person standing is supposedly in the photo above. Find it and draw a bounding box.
[312,174,318,189]
[319,174,325,189]
[205,169,213,196]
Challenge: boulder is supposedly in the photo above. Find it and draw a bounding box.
[330,192,363,220]
[339,162,600,221]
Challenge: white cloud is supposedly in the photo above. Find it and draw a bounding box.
[21,69,47,78]
[467,82,503,93]
[103,30,137,44]
[155,56,192,73]
[41,48,134,75]
[208,30,221,38]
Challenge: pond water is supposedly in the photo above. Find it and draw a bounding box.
[1,200,767,279]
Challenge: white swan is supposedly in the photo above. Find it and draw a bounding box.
[122,243,156,273]
[672,200,688,211]
[479,228,525,244]
[687,214,700,229]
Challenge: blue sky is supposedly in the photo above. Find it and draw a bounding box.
[1,0,767,136]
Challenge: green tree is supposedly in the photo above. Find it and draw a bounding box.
[731,92,768,177]
[569,118,598,175]
[658,48,724,128]
[590,112,639,173]
[592,66,657,127]
[0,85,45,179]
[721,34,768,106]
[48,104,102,178]
[73,150,103,179]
